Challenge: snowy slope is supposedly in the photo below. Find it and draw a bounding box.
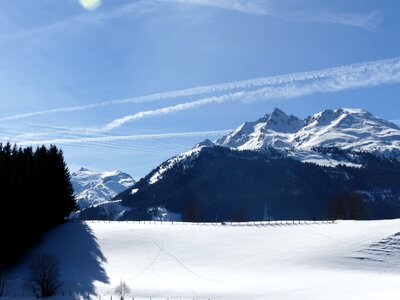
[217,108,400,152]
[7,220,400,299]
[145,108,400,188]
[215,108,400,166]
[71,168,135,209]
[142,108,400,188]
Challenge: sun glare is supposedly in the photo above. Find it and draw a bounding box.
[79,0,101,11]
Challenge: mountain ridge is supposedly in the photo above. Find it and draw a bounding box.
[208,107,400,167]
[71,168,135,209]
[77,108,400,221]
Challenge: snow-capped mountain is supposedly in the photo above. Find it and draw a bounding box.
[213,108,400,166]
[143,108,400,187]
[71,168,135,209]
[145,108,400,186]
[77,108,400,221]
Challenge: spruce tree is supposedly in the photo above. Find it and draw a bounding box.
[0,144,77,269]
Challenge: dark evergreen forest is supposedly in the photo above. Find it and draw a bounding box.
[0,143,77,272]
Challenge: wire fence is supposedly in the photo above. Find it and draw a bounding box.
[77,219,337,226]
[0,293,214,300]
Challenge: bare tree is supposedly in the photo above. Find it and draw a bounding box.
[114,280,131,300]
[24,253,62,298]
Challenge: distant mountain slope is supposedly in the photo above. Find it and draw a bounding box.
[78,108,400,221]
[71,168,135,209]
[112,147,400,221]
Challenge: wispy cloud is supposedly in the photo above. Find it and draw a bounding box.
[1,56,399,123]
[0,1,158,41]
[91,56,400,131]
[164,0,269,15]
[17,130,231,146]
[0,0,380,44]
[164,0,381,30]
[312,11,381,31]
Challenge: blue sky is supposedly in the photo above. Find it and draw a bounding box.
[0,0,399,178]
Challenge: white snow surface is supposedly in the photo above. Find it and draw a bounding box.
[71,168,135,209]
[215,108,400,166]
[8,219,400,299]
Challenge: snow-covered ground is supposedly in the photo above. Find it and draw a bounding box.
[7,220,400,299]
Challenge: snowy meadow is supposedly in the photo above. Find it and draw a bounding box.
[6,219,400,300]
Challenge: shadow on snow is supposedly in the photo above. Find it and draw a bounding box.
[9,222,109,298]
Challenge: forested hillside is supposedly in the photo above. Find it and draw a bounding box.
[107,146,400,222]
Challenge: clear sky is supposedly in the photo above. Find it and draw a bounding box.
[0,0,399,179]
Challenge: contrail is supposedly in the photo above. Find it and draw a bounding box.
[1,56,399,122]
[102,92,244,131]
[99,59,400,131]
[16,130,232,146]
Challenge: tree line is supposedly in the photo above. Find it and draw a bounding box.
[0,143,77,288]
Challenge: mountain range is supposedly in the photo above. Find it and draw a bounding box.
[77,108,400,221]
[71,168,135,209]
[217,107,399,166]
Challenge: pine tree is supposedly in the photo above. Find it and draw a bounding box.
[0,143,77,269]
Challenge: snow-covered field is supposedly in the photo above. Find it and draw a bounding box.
[7,220,400,299]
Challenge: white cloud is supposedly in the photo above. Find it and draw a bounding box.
[1,56,399,123]
[0,1,164,46]
[92,56,400,131]
[163,0,381,30]
[10,55,400,144]
[17,130,232,146]
[312,11,381,31]
[101,93,244,131]
[0,0,380,44]
[164,0,269,15]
